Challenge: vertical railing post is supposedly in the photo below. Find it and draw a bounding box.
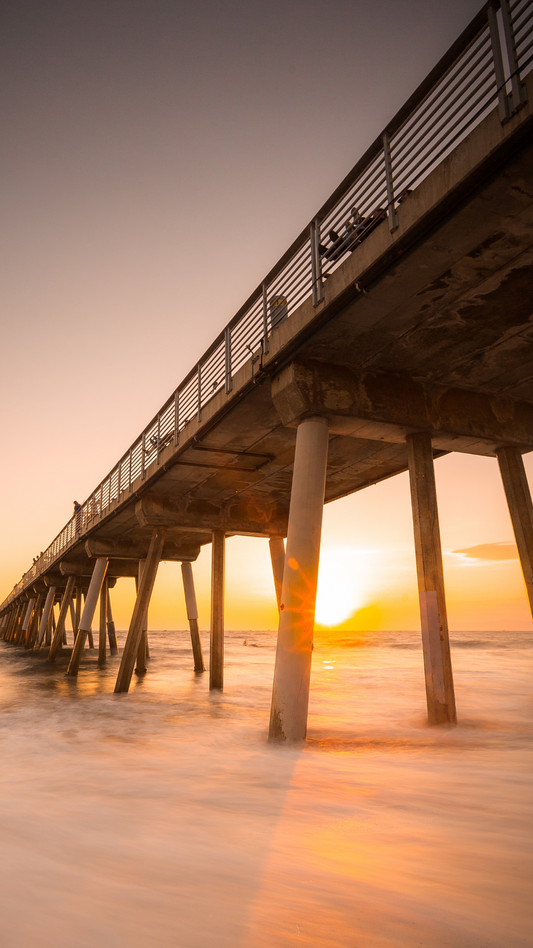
[156,413,161,465]
[141,431,146,480]
[128,450,133,491]
[310,220,324,307]
[225,327,233,393]
[197,363,202,421]
[117,461,122,501]
[262,284,269,352]
[488,2,511,122]
[500,0,527,113]
[383,131,398,232]
[173,390,180,446]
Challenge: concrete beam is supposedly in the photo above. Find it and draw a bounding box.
[85,536,201,562]
[60,560,137,579]
[272,359,533,457]
[136,493,288,538]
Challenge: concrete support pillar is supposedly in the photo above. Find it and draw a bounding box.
[73,585,82,643]
[45,607,55,646]
[25,594,42,648]
[13,603,25,642]
[11,604,22,641]
[210,530,225,690]
[135,560,149,675]
[269,416,329,743]
[21,599,35,645]
[66,559,109,677]
[98,577,108,664]
[114,529,165,694]
[5,606,16,641]
[48,576,76,661]
[407,431,456,726]
[69,600,76,641]
[106,587,118,653]
[6,605,19,642]
[36,587,56,648]
[496,446,533,618]
[181,561,205,672]
[269,537,286,611]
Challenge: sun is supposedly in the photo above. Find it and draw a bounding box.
[315,551,366,627]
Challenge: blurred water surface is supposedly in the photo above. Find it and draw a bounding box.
[0,628,531,947]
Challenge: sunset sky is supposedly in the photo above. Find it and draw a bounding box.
[2,0,532,633]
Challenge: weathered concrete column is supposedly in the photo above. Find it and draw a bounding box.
[4,608,14,640]
[6,605,20,642]
[69,601,76,642]
[98,577,108,665]
[66,559,109,677]
[45,607,55,646]
[134,560,149,674]
[106,587,118,653]
[12,604,24,641]
[269,416,329,743]
[496,446,533,617]
[181,561,205,672]
[36,587,56,648]
[407,431,456,725]
[114,528,166,694]
[48,576,76,661]
[13,603,25,642]
[269,537,286,611]
[73,584,82,644]
[25,594,42,648]
[21,599,35,645]
[210,530,225,690]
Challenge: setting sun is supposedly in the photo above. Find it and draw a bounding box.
[315,549,371,626]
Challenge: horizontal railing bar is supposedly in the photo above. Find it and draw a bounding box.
[391,71,496,183]
[391,42,493,162]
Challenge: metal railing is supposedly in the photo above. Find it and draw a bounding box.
[2,0,532,612]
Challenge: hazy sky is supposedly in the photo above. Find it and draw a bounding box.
[2,0,532,632]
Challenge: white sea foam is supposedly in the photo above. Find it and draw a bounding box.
[0,629,531,947]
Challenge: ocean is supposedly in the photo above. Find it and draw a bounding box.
[0,628,531,947]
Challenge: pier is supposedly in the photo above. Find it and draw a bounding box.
[2,0,533,741]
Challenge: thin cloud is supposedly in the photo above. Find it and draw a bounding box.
[452,542,518,561]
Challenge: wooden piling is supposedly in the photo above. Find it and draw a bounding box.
[407,431,456,726]
[210,531,225,690]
